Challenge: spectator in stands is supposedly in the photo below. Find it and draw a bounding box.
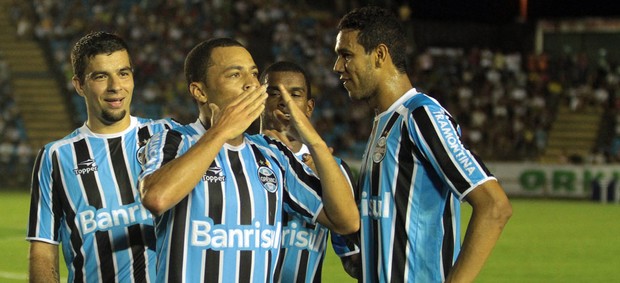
[23,0,620,163]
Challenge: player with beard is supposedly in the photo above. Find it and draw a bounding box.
[27,31,178,283]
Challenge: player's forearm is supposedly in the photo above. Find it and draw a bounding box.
[308,142,360,234]
[447,191,512,282]
[140,129,227,216]
[29,242,60,283]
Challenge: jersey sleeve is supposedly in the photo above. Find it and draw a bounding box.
[331,232,360,257]
[270,141,324,224]
[26,147,61,245]
[408,104,495,200]
[139,129,185,180]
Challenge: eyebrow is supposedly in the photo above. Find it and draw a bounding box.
[335,47,351,54]
[224,65,258,72]
[86,66,133,78]
[266,85,306,93]
[288,86,306,93]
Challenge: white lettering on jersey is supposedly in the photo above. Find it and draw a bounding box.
[360,191,391,219]
[281,219,323,252]
[433,111,476,175]
[191,219,281,250]
[78,203,152,234]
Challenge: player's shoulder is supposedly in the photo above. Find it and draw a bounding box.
[40,126,86,153]
[403,91,442,112]
[135,116,181,128]
[246,133,273,146]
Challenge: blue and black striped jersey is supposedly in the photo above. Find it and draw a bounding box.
[358,89,496,282]
[139,120,329,283]
[27,116,178,283]
[274,145,359,283]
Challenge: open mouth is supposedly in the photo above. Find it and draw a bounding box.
[104,97,125,108]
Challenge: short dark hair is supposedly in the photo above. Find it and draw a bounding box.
[338,6,408,74]
[184,38,245,86]
[71,31,130,84]
[259,61,312,100]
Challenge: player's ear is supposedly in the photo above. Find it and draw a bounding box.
[189,82,208,104]
[305,98,315,118]
[72,75,85,97]
[374,44,389,68]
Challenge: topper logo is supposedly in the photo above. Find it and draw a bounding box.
[73,159,98,175]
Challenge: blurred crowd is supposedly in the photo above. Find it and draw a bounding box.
[4,0,620,189]
[412,47,620,162]
[0,52,33,187]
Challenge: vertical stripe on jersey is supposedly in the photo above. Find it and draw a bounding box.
[369,112,400,282]
[74,139,114,282]
[229,150,253,283]
[441,196,455,279]
[157,131,188,283]
[391,123,415,282]
[297,250,310,282]
[204,160,224,283]
[169,197,189,282]
[250,144,277,226]
[109,137,147,282]
[273,215,289,282]
[412,108,470,193]
[250,144,277,282]
[54,150,85,282]
[28,149,45,238]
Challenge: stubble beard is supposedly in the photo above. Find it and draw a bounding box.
[101,109,127,125]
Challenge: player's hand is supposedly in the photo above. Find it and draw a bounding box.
[299,146,334,172]
[263,109,287,133]
[276,84,322,146]
[209,85,267,140]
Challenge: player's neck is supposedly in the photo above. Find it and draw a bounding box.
[377,76,413,113]
[226,135,245,146]
[86,117,131,134]
[290,141,303,153]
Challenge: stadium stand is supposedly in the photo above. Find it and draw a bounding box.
[2,0,620,188]
[0,52,33,187]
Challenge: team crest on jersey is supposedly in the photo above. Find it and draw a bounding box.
[137,145,146,165]
[203,166,226,183]
[73,159,98,175]
[257,166,278,193]
[372,136,387,163]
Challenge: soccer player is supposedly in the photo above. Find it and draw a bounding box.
[260,61,361,281]
[27,31,178,282]
[333,7,513,283]
[138,38,359,283]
